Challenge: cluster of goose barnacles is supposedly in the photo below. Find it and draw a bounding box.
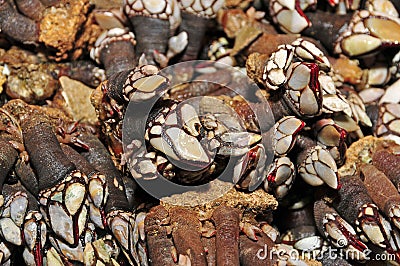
[0,0,400,265]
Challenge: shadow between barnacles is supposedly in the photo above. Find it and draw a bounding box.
[122,60,275,206]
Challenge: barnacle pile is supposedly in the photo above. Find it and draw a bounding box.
[1,0,400,265]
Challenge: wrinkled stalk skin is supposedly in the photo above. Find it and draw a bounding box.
[39,0,59,6]
[100,41,136,78]
[201,236,216,266]
[211,206,240,266]
[79,133,131,212]
[372,149,400,190]
[14,159,39,196]
[0,0,39,44]
[144,205,177,266]
[22,118,76,190]
[14,0,44,21]
[267,97,292,122]
[332,175,372,223]
[129,16,169,63]
[170,207,207,266]
[0,138,18,190]
[303,11,352,53]
[61,144,96,176]
[59,61,105,87]
[239,233,277,266]
[179,12,209,61]
[361,164,400,217]
[276,204,315,232]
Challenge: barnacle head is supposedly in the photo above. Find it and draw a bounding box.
[299,145,340,189]
[334,10,400,57]
[177,0,225,18]
[269,0,313,34]
[106,210,145,265]
[23,211,46,266]
[38,170,88,246]
[264,156,296,199]
[284,62,323,118]
[90,28,136,65]
[124,0,181,30]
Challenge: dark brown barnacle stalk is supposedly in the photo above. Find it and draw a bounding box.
[77,133,145,264]
[263,94,294,122]
[176,0,224,61]
[201,230,216,266]
[14,158,39,196]
[313,200,369,261]
[14,0,45,21]
[39,0,59,6]
[372,149,400,191]
[276,200,315,234]
[0,0,39,44]
[21,115,88,247]
[302,10,352,53]
[239,231,278,266]
[78,133,131,214]
[58,60,106,88]
[124,0,180,64]
[21,116,75,190]
[295,134,340,189]
[170,207,207,266]
[361,164,400,231]
[144,205,177,266]
[211,205,240,266]
[0,136,18,191]
[90,28,137,78]
[332,175,374,226]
